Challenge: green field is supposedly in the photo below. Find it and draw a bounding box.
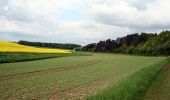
[0,52,166,99]
[0,52,90,63]
[0,53,66,63]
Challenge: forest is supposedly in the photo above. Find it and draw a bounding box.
[18,40,81,50]
[77,31,170,56]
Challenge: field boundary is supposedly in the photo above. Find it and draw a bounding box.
[86,58,168,100]
[0,52,92,63]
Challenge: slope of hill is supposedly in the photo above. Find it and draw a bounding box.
[0,53,165,99]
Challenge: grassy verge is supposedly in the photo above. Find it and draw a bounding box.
[0,52,91,63]
[86,57,169,100]
[144,57,170,100]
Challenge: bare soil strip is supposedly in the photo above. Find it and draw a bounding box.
[0,59,103,81]
[160,64,170,73]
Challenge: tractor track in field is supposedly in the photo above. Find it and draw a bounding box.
[144,63,170,100]
[0,59,103,81]
[160,64,170,73]
[47,62,137,99]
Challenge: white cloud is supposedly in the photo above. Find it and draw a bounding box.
[0,0,169,45]
[90,0,170,30]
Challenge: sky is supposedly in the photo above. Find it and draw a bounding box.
[0,0,170,45]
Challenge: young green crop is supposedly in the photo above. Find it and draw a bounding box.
[0,52,90,63]
[0,53,165,99]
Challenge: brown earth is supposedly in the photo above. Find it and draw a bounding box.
[160,64,170,73]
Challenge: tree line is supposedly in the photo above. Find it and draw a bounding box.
[18,40,81,50]
[76,31,170,56]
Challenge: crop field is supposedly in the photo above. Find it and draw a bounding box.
[0,52,165,100]
[0,52,90,63]
[0,41,71,54]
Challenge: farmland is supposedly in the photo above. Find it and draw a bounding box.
[0,52,165,99]
[0,52,90,63]
[0,41,71,54]
[0,0,169,99]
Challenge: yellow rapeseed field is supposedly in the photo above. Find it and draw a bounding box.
[0,41,72,54]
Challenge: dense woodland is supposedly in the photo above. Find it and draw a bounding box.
[77,31,170,56]
[18,40,81,50]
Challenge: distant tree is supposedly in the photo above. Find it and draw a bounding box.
[96,41,106,52]
[18,40,81,50]
[80,31,169,56]
[105,39,113,51]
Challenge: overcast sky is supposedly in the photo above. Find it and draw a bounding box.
[0,0,170,45]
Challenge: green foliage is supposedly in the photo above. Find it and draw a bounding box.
[86,58,168,100]
[137,31,170,56]
[18,40,81,50]
[80,30,170,56]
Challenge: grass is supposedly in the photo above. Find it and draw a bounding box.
[0,52,91,63]
[86,57,169,100]
[0,53,165,99]
[0,53,66,63]
[144,57,170,100]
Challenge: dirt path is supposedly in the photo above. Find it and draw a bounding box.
[144,64,170,100]
[160,64,170,73]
